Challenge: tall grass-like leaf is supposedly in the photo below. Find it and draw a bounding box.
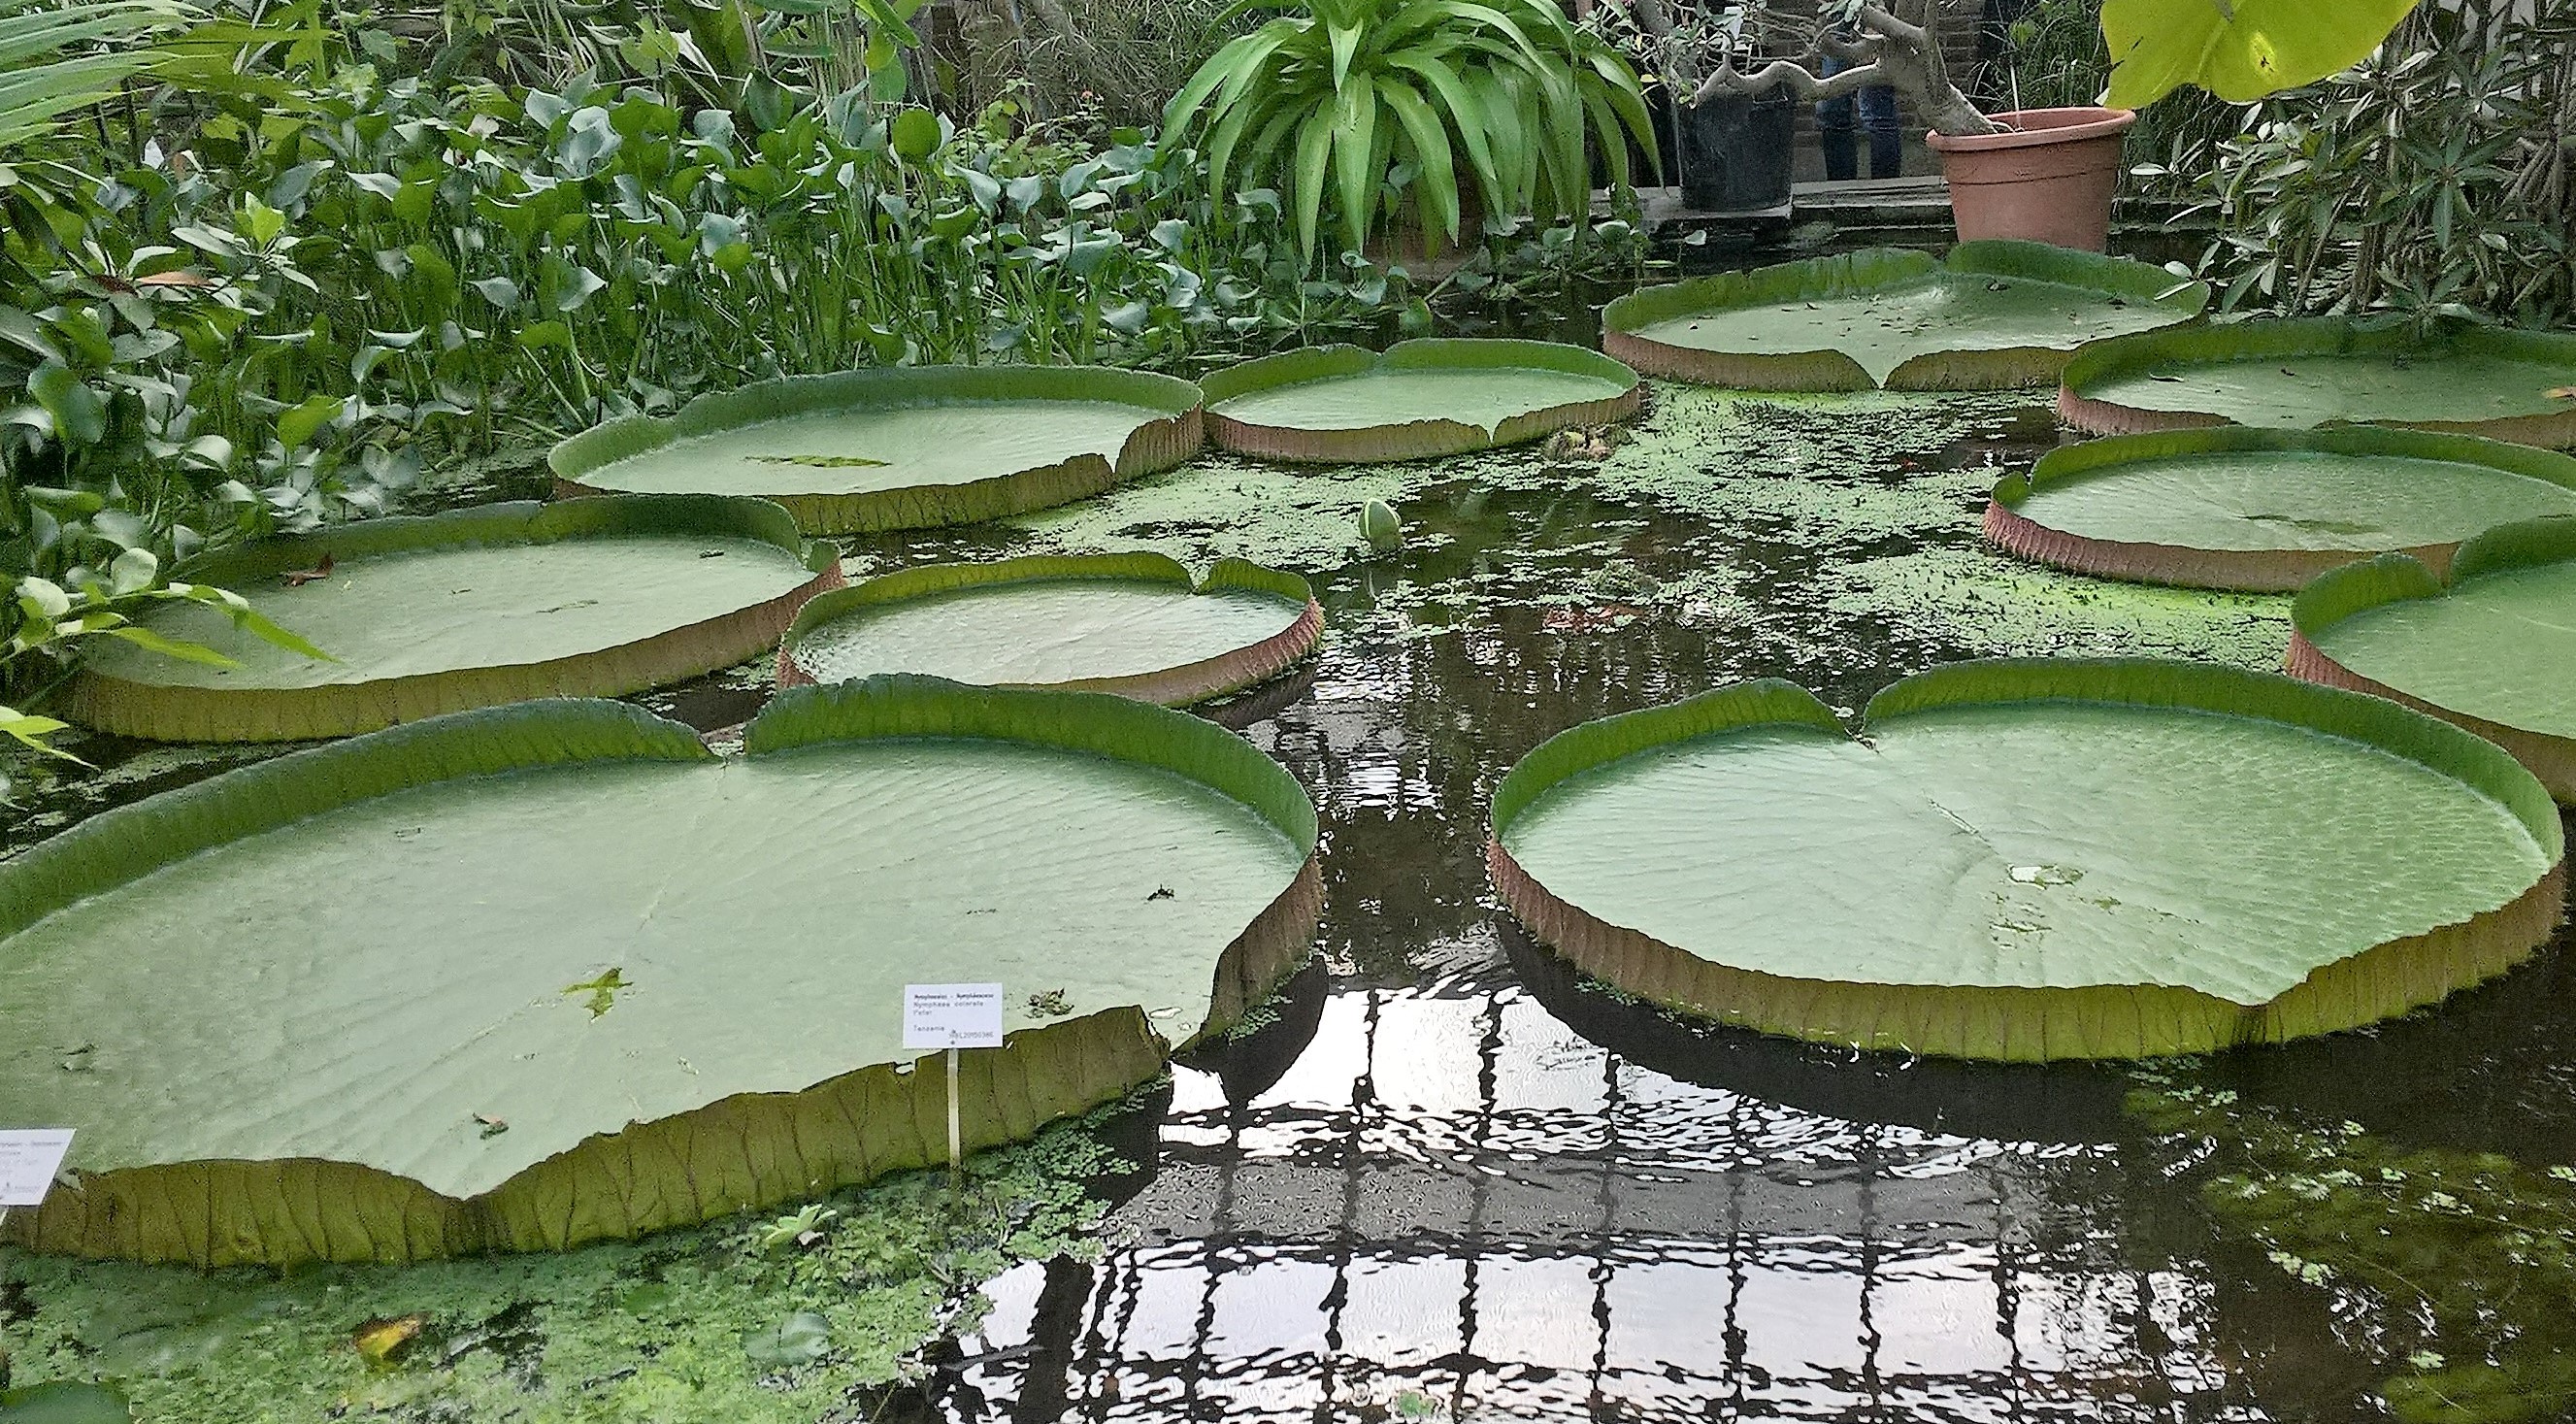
[1376,75,1457,242]
[1330,79,1377,255]
[1292,105,1334,261]
[0,0,191,151]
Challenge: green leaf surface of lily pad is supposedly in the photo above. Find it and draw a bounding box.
[1200,340,1641,463]
[2060,318,2576,447]
[1604,243,2208,391]
[1490,660,2563,1061]
[781,553,1321,706]
[65,497,841,743]
[550,366,1205,533]
[2290,516,2576,800]
[1989,427,2576,591]
[0,679,1319,1265]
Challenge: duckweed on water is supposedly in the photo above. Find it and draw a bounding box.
[0,1126,1119,1423]
[2132,1078,2576,1424]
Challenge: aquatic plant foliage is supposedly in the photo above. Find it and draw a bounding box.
[2290,515,2576,801]
[2059,317,2576,447]
[1490,659,2564,1060]
[780,553,1321,706]
[1603,243,2207,391]
[0,679,1319,1265]
[549,366,1205,534]
[1989,427,2576,591]
[1201,340,1640,464]
[61,497,839,744]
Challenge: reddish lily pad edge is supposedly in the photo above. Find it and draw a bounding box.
[1601,241,2210,392]
[1488,658,2566,1063]
[549,365,1206,534]
[0,678,1322,1267]
[1199,338,1643,464]
[2289,515,2576,802]
[61,494,842,745]
[1987,426,2576,591]
[776,551,1324,707]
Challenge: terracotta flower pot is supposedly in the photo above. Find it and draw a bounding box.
[1925,107,2135,252]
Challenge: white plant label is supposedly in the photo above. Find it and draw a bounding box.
[904,983,1005,1050]
[0,1128,74,1208]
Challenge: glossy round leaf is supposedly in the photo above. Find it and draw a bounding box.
[2101,0,2424,108]
[1603,243,2208,391]
[549,366,1205,534]
[2291,516,2576,802]
[2060,318,2576,447]
[1988,427,2576,590]
[0,680,1321,1266]
[1200,339,1641,464]
[779,553,1321,706]
[1490,660,2564,1061]
[65,497,840,743]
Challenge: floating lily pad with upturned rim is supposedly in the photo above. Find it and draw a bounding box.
[777,553,1323,706]
[63,496,841,744]
[2290,516,2576,802]
[1986,427,2576,591]
[1488,659,2564,1062]
[1198,340,1642,463]
[1601,242,2209,391]
[549,366,1205,534]
[0,678,1322,1267]
[2058,317,2576,447]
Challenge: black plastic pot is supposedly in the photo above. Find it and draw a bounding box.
[1676,90,1796,213]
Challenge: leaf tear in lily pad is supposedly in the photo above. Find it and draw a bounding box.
[1200,339,1640,464]
[1603,242,2207,391]
[1489,659,2563,1061]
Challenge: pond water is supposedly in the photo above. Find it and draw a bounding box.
[6,270,2574,1423]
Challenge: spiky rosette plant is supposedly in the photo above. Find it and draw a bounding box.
[1159,0,1657,264]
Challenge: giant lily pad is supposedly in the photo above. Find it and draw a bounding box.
[1988,427,2576,591]
[0,679,1321,1266]
[2060,317,2576,447]
[64,497,841,744]
[778,553,1322,706]
[1199,340,1641,463]
[1489,660,2564,1061]
[1602,243,2208,391]
[549,366,1205,534]
[2290,516,2576,802]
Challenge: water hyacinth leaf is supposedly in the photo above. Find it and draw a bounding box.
[2059,317,2576,448]
[2289,516,2576,802]
[1201,339,1640,464]
[0,679,1321,1266]
[1488,660,2564,1061]
[889,106,941,162]
[1603,243,2209,391]
[549,365,1205,535]
[65,496,842,743]
[2100,0,2424,108]
[1987,426,2576,591]
[779,553,1322,707]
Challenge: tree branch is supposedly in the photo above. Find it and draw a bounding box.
[1692,57,1886,107]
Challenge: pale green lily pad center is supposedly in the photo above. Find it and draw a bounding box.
[2015,449,2576,552]
[0,740,1305,1198]
[1209,367,1629,434]
[794,580,1306,687]
[578,402,1158,497]
[2309,561,2576,738]
[2079,351,2576,428]
[1502,703,2552,1004]
[1628,276,2183,384]
[83,535,814,690]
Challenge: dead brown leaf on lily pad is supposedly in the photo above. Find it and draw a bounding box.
[282,552,335,587]
[2547,385,2576,401]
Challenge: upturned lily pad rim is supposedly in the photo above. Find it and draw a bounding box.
[2288,516,2576,802]
[1198,338,1643,464]
[1987,426,2576,591]
[61,495,842,744]
[1600,241,2210,391]
[0,679,1321,1265]
[1489,658,2564,1062]
[2057,315,2576,447]
[547,364,1208,534]
[777,551,1323,706]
